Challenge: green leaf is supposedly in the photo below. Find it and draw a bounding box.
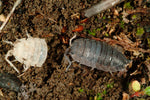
[88,30,96,36]
[124,2,133,9]
[144,86,150,96]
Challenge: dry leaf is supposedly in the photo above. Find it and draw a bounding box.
[122,92,129,100]
[114,9,119,16]
[0,89,3,97]
[141,78,146,84]
[0,14,6,22]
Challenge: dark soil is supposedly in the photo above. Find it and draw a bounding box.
[0,0,149,100]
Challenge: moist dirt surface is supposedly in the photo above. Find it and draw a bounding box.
[0,0,150,100]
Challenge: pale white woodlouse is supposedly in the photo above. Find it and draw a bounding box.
[4,32,48,74]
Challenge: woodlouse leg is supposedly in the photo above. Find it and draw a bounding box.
[5,50,20,73]
[12,60,17,62]
[23,65,29,72]
[3,40,14,46]
[109,71,113,76]
[64,48,72,72]
[90,67,95,71]
[25,30,31,38]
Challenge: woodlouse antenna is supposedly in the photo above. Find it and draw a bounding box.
[3,40,14,46]
[69,34,77,46]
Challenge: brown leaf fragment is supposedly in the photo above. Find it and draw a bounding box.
[0,14,6,22]
[126,8,149,14]
[71,13,80,19]
[103,33,150,53]
[114,9,119,16]
[122,92,129,100]
[141,78,146,84]
[0,89,3,97]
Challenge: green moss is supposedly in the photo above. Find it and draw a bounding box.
[102,16,106,19]
[103,90,107,95]
[107,83,114,88]
[124,2,133,9]
[105,33,109,37]
[136,27,144,36]
[132,15,137,19]
[95,18,98,21]
[88,30,96,36]
[96,93,103,100]
[120,21,125,29]
[87,28,101,36]
[89,96,93,100]
[96,28,101,31]
[78,88,84,93]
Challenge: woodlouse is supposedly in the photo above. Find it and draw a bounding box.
[4,32,48,74]
[0,73,21,92]
[64,35,131,73]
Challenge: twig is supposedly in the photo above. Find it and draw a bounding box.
[84,0,125,17]
[38,12,57,23]
[0,0,22,33]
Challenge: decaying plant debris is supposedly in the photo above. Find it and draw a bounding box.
[0,0,149,99]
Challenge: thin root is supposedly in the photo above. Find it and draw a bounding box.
[0,0,22,32]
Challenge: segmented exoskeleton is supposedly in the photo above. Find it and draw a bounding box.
[64,35,131,73]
